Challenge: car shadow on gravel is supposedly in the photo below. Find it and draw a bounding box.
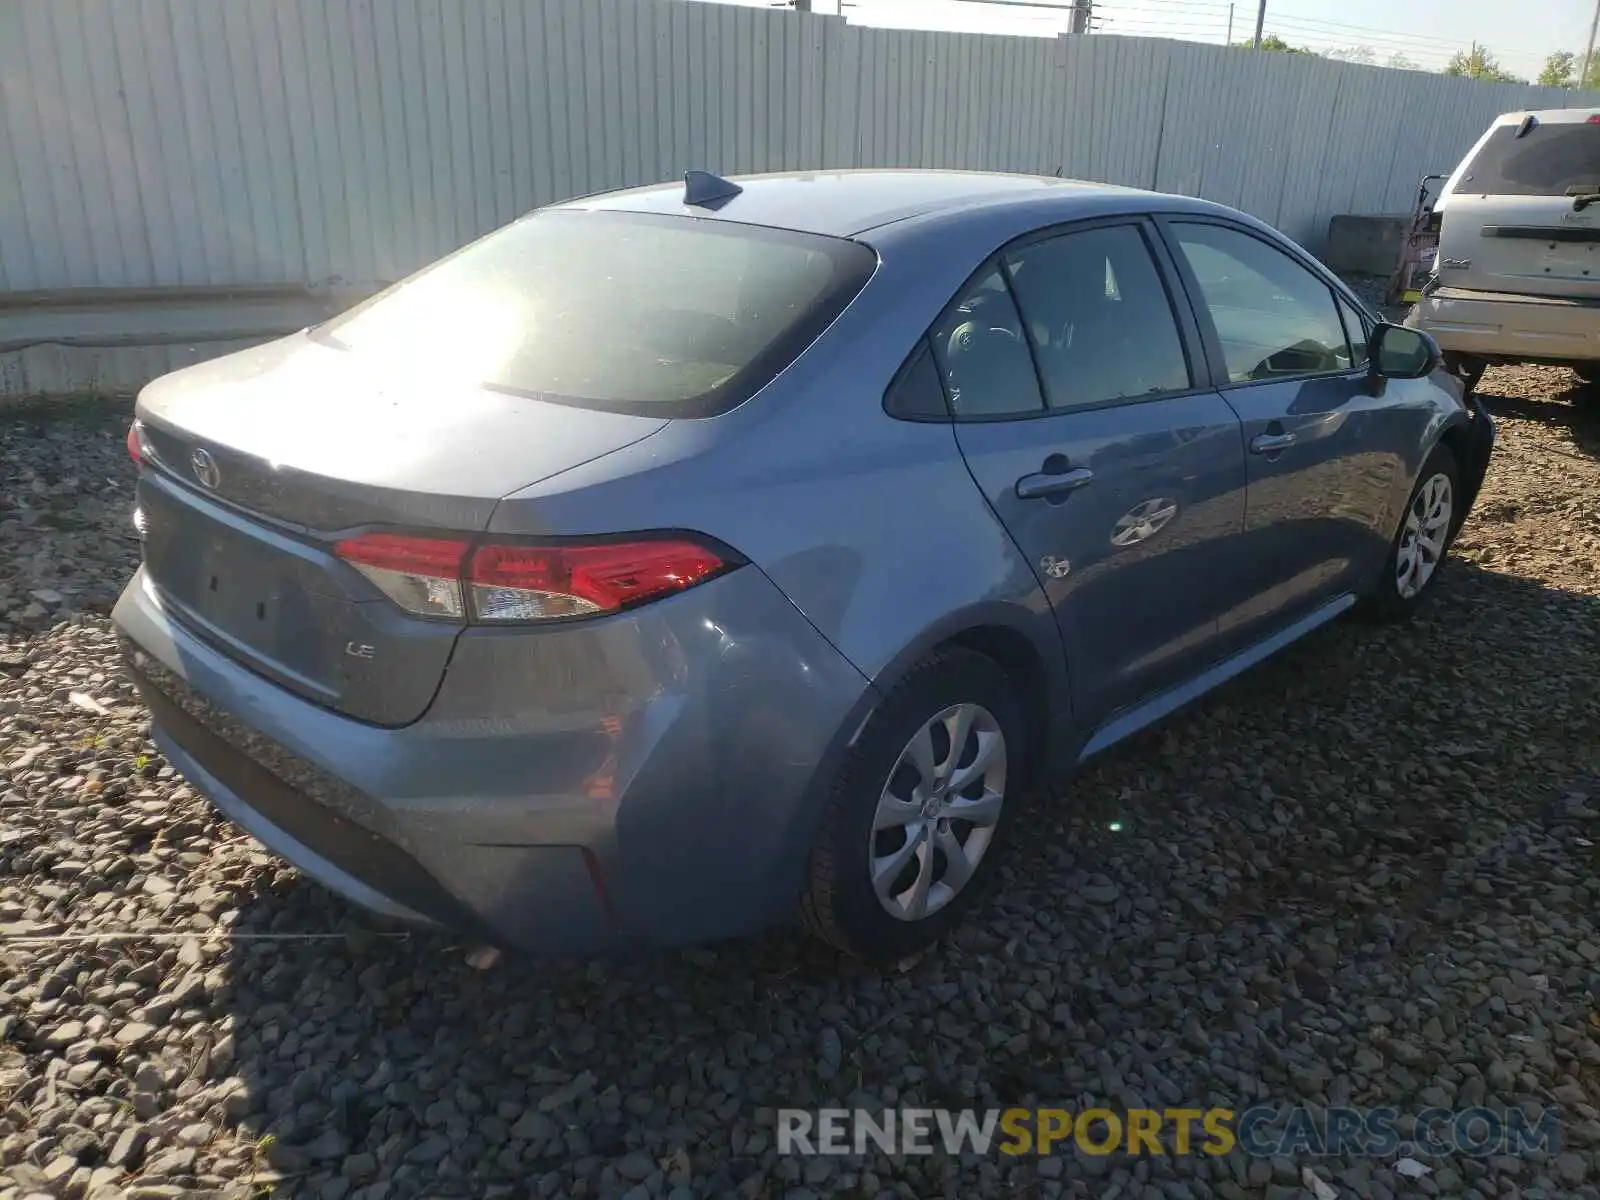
[1477,380,1600,460]
[205,556,1600,1199]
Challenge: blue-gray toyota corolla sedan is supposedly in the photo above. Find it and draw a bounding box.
[115,170,1494,963]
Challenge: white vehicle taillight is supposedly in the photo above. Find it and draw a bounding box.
[333,533,732,623]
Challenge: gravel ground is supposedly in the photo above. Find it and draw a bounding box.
[1,366,1598,1200]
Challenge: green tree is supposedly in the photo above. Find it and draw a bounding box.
[1444,43,1525,83]
[1327,45,1378,65]
[1538,49,1600,89]
[1238,33,1315,54]
[1387,51,1420,70]
[1539,50,1577,87]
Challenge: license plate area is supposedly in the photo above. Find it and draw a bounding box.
[138,476,351,699]
[1539,242,1597,279]
[182,533,288,634]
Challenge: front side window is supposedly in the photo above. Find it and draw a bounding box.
[1170,223,1353,385]
[317,210,877,418]
[929,267,1045,419]
[1337,296,1370,368]
[1004,224,1191,411]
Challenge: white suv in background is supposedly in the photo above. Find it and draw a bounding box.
[1407,107,1600,405]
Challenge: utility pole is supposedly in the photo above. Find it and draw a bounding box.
[1226,3,1234,45]
[1069,0,1092,35]
[1582,0,1600,91]
[1251,0,1265,48]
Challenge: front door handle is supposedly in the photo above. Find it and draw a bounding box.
[1249,431,1297,454]
[1015,467,1094,500]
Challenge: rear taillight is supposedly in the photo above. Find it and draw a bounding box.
[127,419,145,465]
[468,540,728,621]
[335,533,473,619]
[333,532,732,623]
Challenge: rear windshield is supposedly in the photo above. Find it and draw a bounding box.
[316,210,877,417]
[1456,120,1600,197]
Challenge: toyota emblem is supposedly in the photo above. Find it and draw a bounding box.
[190,447,221,490]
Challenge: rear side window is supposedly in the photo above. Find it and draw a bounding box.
[317,211,877,418]
[929,267,1045,419]
[1003,224,1191,411]
[1456,121,1600,197]
[884,340,949,420]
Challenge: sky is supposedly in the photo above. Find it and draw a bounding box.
[707,0,1597,81]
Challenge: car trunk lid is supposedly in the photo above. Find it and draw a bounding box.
[1438,113,1600,300]
[1437,193,1600,298]
[134,333,666,725]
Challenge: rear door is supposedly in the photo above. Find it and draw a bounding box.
[1437,111,1600,299]
[942,218,1248,727]
[1159,218,1412,646]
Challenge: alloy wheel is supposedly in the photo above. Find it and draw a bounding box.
[1396,472,1453,599]
[868,703,1007,921]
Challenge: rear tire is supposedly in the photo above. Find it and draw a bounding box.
[1359,444,1462,622]
[1573,366,1600,413]
[800,648,1024,964]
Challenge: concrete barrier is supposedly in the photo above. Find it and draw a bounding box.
[1324,214,1410,277]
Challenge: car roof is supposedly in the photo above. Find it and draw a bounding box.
[555,169,1223,239]
[1490,108,1599,125]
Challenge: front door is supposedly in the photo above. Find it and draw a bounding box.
[1160,219,1415,644]
[936,220,1248,728]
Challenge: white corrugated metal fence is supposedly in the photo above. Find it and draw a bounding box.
[0,0,1594,391]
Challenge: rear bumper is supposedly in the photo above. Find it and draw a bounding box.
[1407,286,1600,363]
[115,564,875,954]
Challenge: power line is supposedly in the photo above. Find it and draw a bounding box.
[1098,20,1231,36]
[1096,11,1229,25]
[1090,17,1458,69]
[1093,0,1259,13]
[1087,9,1465,47]
[1265,29,1509,70]
[1095,17,1230,32]
[1266,23,1474,55]
[937,0,1079,10]
[1259,11,1550,56]
[1095,1,1551,57]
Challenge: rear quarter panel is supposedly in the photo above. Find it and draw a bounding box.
[492,214,1075,730]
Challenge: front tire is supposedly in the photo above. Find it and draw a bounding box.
[1360,444,1461,621]
[800,648,1024,963]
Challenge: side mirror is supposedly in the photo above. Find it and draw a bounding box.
[1368,323,1441,387]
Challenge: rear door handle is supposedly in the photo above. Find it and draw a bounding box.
[1015,467,1094,500]
[1249,431,1297,454]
